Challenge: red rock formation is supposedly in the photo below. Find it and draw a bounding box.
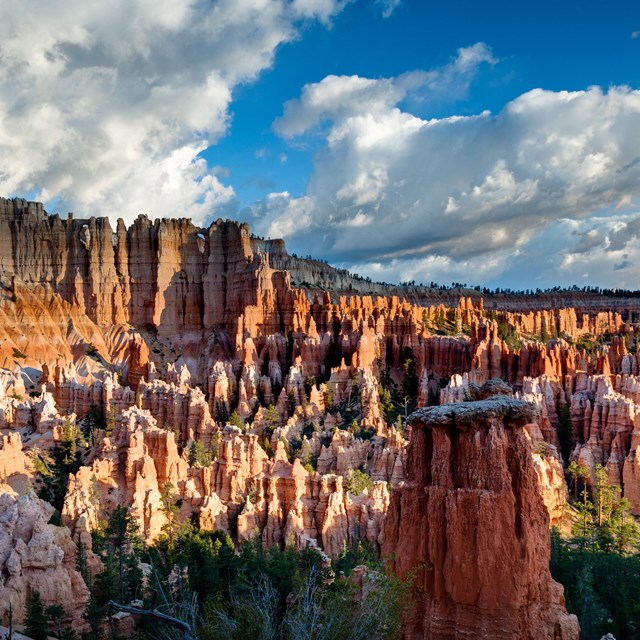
[524,423,569,526]
[383,397,579,639]
[6,196,640,637]
[0,486,96,631]
[0,433,33,491]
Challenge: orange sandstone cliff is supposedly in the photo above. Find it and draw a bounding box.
[2,196,640,635]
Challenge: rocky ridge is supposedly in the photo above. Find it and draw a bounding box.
[2,197,640,635]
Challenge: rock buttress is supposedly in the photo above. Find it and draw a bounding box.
[382,396,579,640]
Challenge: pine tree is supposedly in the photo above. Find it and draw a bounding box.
[594,464,617,527]
[567,461,589,501]
[188,440,210,467]
[573,487,595,543]
[228,411,245,430]
[215,400,230,425]
[46,603,65,638]
[263,405,281,429]
[76,531,89,585]
[401,347,418,405]
[612,497,640,553]
[105,504,141,602]
[160,481,181,550]
[345,468,373,496]
[105,404,116,436]
[210,431,223,460]
[540,323,549,343]
[287,391,297,417]
[24,590,49,640]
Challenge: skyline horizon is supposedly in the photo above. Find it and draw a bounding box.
[1,1,639,290]
[4,192,640,295]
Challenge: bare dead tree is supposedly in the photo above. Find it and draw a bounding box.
[108,599,197,640]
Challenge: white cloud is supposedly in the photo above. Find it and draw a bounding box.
[274,74,410,138]
[274,43,495,139]
[262,54,640,287]
[0,0,347,224]
[291,0,352,24]
[376,0,402,18]
[247,191,315,239]
[342,213,640,290]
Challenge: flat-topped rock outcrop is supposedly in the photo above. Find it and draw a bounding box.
[383,396,579,639]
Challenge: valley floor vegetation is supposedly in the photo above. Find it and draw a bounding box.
[551,463,640,640]
[26,485,407,640]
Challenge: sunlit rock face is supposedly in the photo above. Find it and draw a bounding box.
[0,486,98,632]
[3,197,640,636]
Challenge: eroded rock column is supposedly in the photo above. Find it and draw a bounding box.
[383,396,579,640]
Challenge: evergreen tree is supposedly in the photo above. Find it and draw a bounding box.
[551,467,640,638]
[401,347,418,406]
[567,461,589,501]
[82,404,104,447]
[210,431,223,460]
[104,504,142,602]
[228,411,245,430]
[606,496,640,554]
[160,481,182,551]
[575,563,607,639]
[24,590,48,640]
[324,382,335,408]
[345,468,373,496]
[76,532,89,586]
[215,400,230,425]
[540,323,549,343]
[46,603,65,639]
[594,464,617,527]
[41,417,85,515]
[573,487,595,543]
[189,440,212,467]
[104,403,117,436]
[263,405,281,428]
[87,505,142,633]
[287,391,297,417]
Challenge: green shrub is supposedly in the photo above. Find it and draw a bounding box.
[345,468,373,496]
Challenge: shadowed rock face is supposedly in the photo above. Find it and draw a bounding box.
[383,396,579,640]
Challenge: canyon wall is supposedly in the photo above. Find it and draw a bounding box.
[3,197,640,636]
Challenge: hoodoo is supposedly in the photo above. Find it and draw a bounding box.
[383,390,580,639]
[1,198,638,636]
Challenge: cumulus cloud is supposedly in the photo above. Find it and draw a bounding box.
[340,213,640,290]
[274,43,496,138]
[247,191,316,239]
[258,51,640,287]
[291,0,350,24]
[0,0,346,224]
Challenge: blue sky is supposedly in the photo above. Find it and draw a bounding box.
[0,0,639,289]
[210,0,639,210]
